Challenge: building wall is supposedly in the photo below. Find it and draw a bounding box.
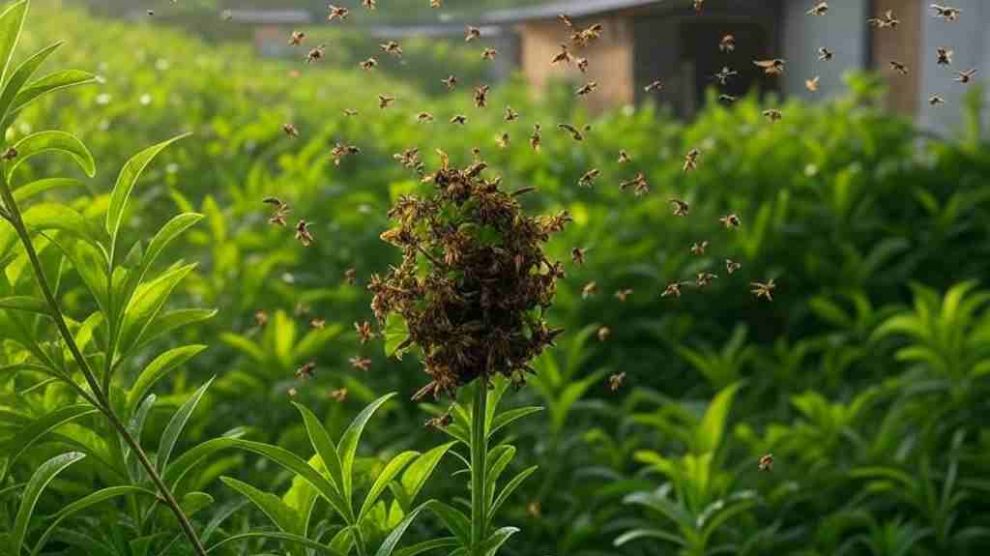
[518,14,635,112]
[781,0,869,101]
[917,0,990,135]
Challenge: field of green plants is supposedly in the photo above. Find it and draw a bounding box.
[2,0,990,554]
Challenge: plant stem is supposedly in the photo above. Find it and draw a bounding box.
[470,380,489,555]
[0,177,208,556]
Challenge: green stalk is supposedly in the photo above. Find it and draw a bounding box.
[470,380,489,555]
[0,176,208,556]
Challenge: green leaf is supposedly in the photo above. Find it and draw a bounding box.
[178,491,213,517]
[394,538,460,556]
[157,377,214,472]
[163,436,242,489]
[140,213,203,272]
[117,263,197,353]
[106,135,189,249]
[11,452,86,552]
[0,0,28,85]
[21,202,93,241]
[374,503,427,556]
[7,130,96,177]
[481,526,518,555]
[490,465,537,517]
[339,393,396,501]
[694,381,742,454]
[205,531,345,555]
[489,407,542,439]
[424,500,471,545]
[359,450,418,520]
[0,404,96,482]
[12,177,84,203]
[383,313,410,358]
[399,442,454,507]
[292,402,346,500]
[0,295,48,315]
[31,485,155,556]
[227,439,351,521]
[0,41,61,122]
[127,344,207,416]
[614,528,686,547]
[221,476,300,534]
[5,69,96,122]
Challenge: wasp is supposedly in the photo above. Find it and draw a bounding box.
[608,372,626,391]
[762,108,783,122]
[936,47,953,65]
[557,123,589,141]
[818,47,834,61]
[330,143,360,166]
[725,259,742,274]
[344,267,357,285]
[295,220,314,246]
[310,318,326,329]
[474,84,490,107]
[425,412,453,429]
[465,25,481,42]
[618,150,631,164]
[956,68,977,84]
[719,94,738,104]
[758,453,773,471]
[482,47,498,60]
[598,326,612,342]
[929,94,945,106]
[530,124,542,151]
[430,0,442,7]
[355,321,375,344]
[805,76,820,92]
[669,199,690,216]
[254,310,269,328]
[712,66,738,85]
[289,31,305,46]
[868,10,900,28]
[578,168,600,188]
[551,44,572,64]
[495,132,510,148]
[615,288,633,302]
[381,41,403,57]
[360,57,378,70]
[343,108,359,117]
[450,114,468,125]
[576,81,598,96]
[750,279,776,301]
[661,281,687,298]
[571,247,586,265]
[263,197,289,227]
[362,0,376,9]
[329,388,348,402]
[416,112,434,123]
[349,356,372,372]
[282,123,299,137]
[582,281,598,299]
[442,75,458,90]
[719,34,735,53]
[754,58,786,76]
[644,80,664,93]
[889,61,909,75]
[306,45,326,63]
[691,241,708,255]
[620,172,649,196]
[504,106,519,121]
[378,94,395,108]
[807,1,828,16]
[696,272,718,288]
[683,147,701,172]
[931,4,961,21]
[720,213,741,228]
[693,0,704,13]
[576,58,589,73]
[295,361,317,380]
[327,5,349,21]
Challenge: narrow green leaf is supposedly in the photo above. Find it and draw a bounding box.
[11,452,86,552]
[0,0,28,85]
[489,407,542,439]
[400,442,454,506]
[374,504,426,556]
[7,130,95,177]
[5,69,96,122]
[127,344,207,416]
[292,402,346,500]
[12,177,84,203]
[140,213,203,272]
[31,485,155,556]
[221,476,300,534]
[0,41,61,122]
[359,451,418,520]
[393,537,460,556]
[0,295,48,315]
[694,381,742,454]
[614,528,686,547]
[424,500,471,545]
[156,377,214,472]
[481,526,518,555]
[339,393,396,501]
[490,465,537,517]
[205,531,345,555]
[0,404,96,481]
[106,135,189,246]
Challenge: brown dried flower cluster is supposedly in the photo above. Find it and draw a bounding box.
[370,155,568,400]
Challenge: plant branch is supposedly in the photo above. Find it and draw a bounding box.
[470,380,489,555]
[0,174,208,556]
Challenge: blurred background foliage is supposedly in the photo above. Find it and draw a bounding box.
[3,1,990,554]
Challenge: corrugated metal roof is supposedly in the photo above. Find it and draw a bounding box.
[482,0,663,24]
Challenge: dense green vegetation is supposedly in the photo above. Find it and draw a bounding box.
[3,1,990,555]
